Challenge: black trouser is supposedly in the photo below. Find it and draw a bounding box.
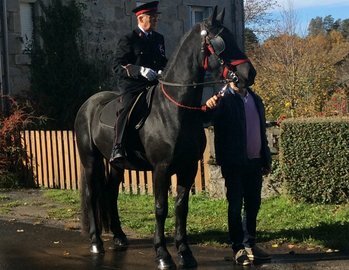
[113,92,139,147]
[221,159,263,252]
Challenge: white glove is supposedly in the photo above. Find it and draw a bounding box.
[140,66,157,81]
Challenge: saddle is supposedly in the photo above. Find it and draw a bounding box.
[99,87,156,170]
[99,86,155,130]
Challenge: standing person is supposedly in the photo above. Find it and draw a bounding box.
[206,81,272,266]
[110,1,167,165]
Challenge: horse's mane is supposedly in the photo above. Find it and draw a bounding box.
[161,23,201,77]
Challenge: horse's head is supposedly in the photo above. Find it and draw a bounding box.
[201,6,256,88]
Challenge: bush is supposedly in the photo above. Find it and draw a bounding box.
[0,173,22,188]
[0,97,43,187]
[279,117,349,203]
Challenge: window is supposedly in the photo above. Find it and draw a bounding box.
[190,6,212,27]
[20,2,34,52]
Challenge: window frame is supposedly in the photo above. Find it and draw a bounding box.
[19,0,36,53]
[189,6,212,27]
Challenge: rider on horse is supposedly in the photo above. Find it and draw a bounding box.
[110,1,167,166]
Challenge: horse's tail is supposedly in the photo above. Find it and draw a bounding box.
[80,166,90,235]
[79,159,110,235]
[76,91,118,236]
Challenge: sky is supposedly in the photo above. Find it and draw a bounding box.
[272,0,349,34]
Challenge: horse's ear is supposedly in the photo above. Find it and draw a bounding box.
[216,8,225,24]
[208,6,218,25]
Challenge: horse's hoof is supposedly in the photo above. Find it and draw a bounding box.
[90,243,105,254]
[156,257,176,270]
[156,246,176,269]
[110,235,128,251]
[178,250,197,269]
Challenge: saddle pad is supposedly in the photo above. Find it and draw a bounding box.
[99,98,119,128]
[99,86,155,129]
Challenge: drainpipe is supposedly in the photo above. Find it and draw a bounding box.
[1,0,10,116]
[231,0,245,52]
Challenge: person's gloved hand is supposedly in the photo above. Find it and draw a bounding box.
[140,67,157,81]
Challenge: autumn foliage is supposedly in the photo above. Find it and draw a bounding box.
[0,97,43,187]
[250,31,349,120]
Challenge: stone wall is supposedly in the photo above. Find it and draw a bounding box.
[1,0,243,96]
[205,126,281,199]
[79,0,242,78]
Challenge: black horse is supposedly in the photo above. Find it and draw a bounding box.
[75,7,256,269]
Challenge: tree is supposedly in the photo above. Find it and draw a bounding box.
[340,19,349,39]
[244,0,279,37]
[323,15,335,33]
[308,16,349,38]
[308,17,324,36]
[251,32,349,119]
[248,2,349,119]
[250,34,336,119]
[244,27,259,52]
[29,0,108,129]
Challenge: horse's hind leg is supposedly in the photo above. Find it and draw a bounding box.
[153,164,176,269]
[174,164,198,268]
[107,167,128,250]
[81,154,106,254]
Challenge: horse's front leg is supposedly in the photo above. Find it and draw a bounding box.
[153,165,176,270]
[107,167,128,250]
[175,167,198,268]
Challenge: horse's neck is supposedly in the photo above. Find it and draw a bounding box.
[164,37,202,83]
[161,46,204,105]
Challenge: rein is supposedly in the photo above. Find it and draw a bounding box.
[160,83,208,111]
[158,78,231,87]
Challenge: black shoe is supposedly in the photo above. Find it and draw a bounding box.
[109,145,125,164]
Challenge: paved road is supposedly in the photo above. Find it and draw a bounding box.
[0,219,348,270]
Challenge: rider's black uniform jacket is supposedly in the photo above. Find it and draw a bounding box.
[113,27,167,95]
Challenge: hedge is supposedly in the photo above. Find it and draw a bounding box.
[280,117,349,204]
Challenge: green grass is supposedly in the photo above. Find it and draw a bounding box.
[117,193,229,245]
[0,200,23,215]
[48,207,78,219]
[1,200,23,208]
[43,189,80,219]
[258,196,349,251]
[43,189,80,205]
[112,193,349,251]
[0,195,11,201]
[41,189,349,251]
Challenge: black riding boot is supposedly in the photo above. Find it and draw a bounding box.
[109,93,138,166]
[110,143,125,165]
[110,115,127,166]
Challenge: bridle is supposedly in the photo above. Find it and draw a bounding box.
[200,24,250,83]
[159,23,251,111]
